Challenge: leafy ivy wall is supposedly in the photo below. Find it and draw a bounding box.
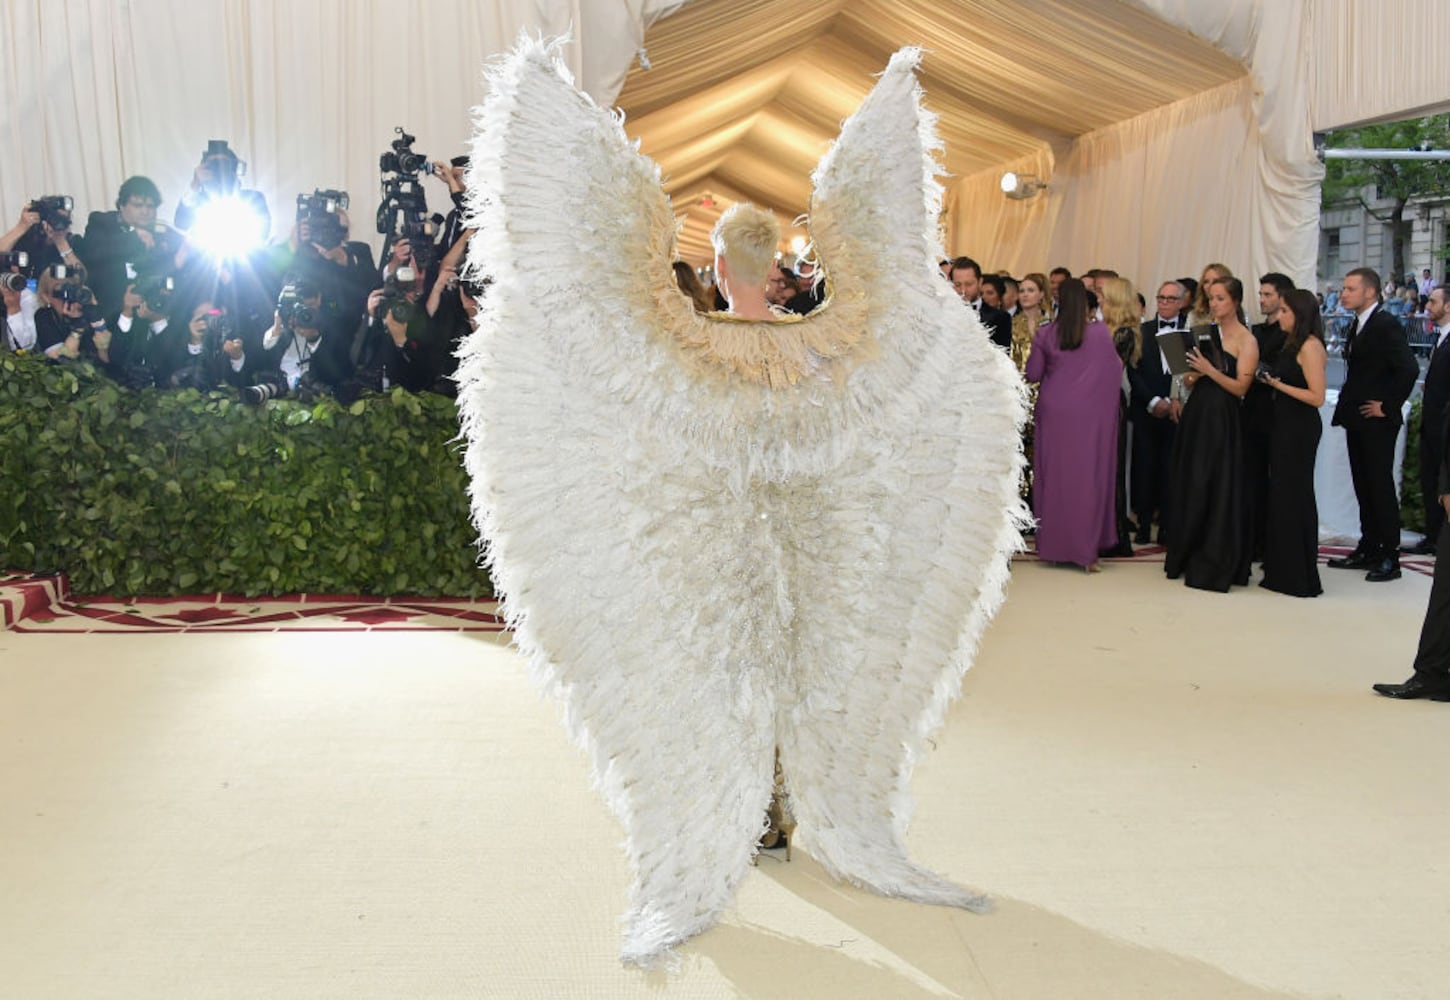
[0,354,488,597]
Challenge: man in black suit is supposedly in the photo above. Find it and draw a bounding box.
[1127,280,1188,544]
[950,256,1011,350]
[1245,273,1292,561]
[76,176,185,318]
[1374,398,1450,701]
[1407,287,1450,554]
[1328,267,1420,581]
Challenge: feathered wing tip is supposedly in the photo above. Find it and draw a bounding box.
[777,46,1029,911]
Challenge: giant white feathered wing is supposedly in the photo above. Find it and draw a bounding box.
[457,39,1027,966]
[771,48,1029,906]
[457,38,784,966]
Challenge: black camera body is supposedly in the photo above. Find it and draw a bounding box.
[276,283,318,332]
[376,126,438,270]
[55,282,95,307]
[0,250,31,274]
[379,127,428,176]
[30,195,74,231]
[134,272,175,313]
[374,269,419,327]
[296,189,350,250]
[202,310,237,353]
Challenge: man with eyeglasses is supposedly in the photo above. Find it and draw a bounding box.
[76,176,184,318]
[1126,280,1189,543]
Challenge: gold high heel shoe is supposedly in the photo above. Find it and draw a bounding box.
[757,748,797,861]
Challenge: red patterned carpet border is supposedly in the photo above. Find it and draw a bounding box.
[1,573,504,634]
[1,544,1433,633]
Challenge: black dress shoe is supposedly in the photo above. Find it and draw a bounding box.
[1326,551,1373,569]
[1402,538,1437,556]
[1365,559,1402,582]
[1133,530,1152,545]
[1372,676,1450,701]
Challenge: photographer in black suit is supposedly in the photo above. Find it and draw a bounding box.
[1328,267,1419,581]
[75,176,184,317]
[950,256,1011,351]
[1407,287,1450,555]
[1127,280,1188,543]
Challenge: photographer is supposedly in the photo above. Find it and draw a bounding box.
[353,262,438,393]
[108,276,179,386]
[2,251,39,353]
[76,176,184,318]
[262,190,378,326]
[166,300,285,403]
[1,198,83,278]
[33,265,113,366]
[259,280,355,398]
[428,156,471,258]
[419,230,481,394]
[174,140,271,239]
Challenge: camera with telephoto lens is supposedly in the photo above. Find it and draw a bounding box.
[0,250,30,274]
[134,272,175,313]
[296,189,349,250]
[379,127,428,176]
[276,282,318,332]
[29,195,74,231]
[1,273,27,293]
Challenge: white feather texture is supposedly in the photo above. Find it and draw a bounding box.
[457,37,1029,967]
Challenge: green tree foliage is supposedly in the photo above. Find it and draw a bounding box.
[1322,115,1450,280]
[0,353,490,597]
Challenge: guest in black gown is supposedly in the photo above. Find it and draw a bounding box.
[1258,289,1328,597]
[1164,276,1259,592]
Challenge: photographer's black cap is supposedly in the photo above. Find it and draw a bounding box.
[204,139,237,161]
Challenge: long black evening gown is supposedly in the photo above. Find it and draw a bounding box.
[1164,348,1248,591]
[1260,347,1323,597]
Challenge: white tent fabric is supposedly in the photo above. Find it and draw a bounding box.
[2,1,1444,298]
[0,0,681,255]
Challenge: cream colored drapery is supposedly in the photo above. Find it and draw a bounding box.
[0,0,681,255]
[623,0,1445,293]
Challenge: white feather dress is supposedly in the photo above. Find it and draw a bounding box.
[456,37,1028,966]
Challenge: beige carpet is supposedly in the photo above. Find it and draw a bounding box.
[2,559,1447,999]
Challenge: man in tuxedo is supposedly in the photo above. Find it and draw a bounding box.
[1407,287,1450,555]
[1127,280,1188,544]
[1328,267,1420,581]
[950,256,1011,350]
[1245,273,1293,561]
[1374,397,1450,701]
[76,176,185,318]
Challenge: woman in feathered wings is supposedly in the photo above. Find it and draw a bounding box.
[457,36,1028,966]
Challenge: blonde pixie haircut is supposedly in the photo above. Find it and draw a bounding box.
[711,202,780,289]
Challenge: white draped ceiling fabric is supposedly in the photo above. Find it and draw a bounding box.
[2,1,1445,291]
[618,0,1447,293]
[0,0,684,257]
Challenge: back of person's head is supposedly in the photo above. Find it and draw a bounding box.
[711,203,779,290]
[1100,276,1138,333]
[1258,271,1295,297]
[1281,288,1323,348]
[672,260,713,314]
[1055,278,1088,351]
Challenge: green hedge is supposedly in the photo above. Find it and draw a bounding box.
[0,352,489,597]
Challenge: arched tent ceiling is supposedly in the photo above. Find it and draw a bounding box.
[616,0,1248,264]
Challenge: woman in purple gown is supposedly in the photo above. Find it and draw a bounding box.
[1025,278,1125,572]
